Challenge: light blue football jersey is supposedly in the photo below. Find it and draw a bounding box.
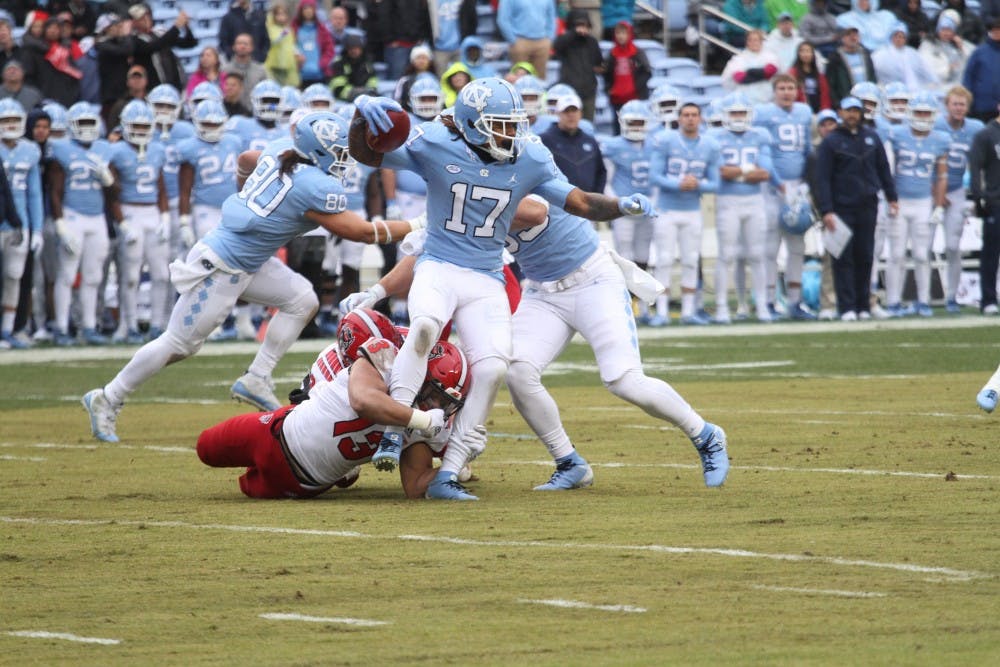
[229,116,285,152]
[711,127,774,197]
[0,139,43,232]
[754,101,812,182]
[380,122,574,280]
[48,138,113,216]
[601,135,651,197]
[152,120,195,201]
[206,157,349,272]
[889,125,951,199]
[872,116,892,144]
[934,116,985,192]
[504,197,600,283]
[108,141,167,205]
[342,161,378,212]
[647,129,720,212]
[176,134,242,207]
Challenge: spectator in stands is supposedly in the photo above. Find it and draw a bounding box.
[873,22,938,88]
[328,5,366,59]
[219,0,269,63]
[505,61,537,83]
[106,63,148,131]
[963,18,1000,123]
[223,33,268,109]
[378,0,432,82]
[458,36,494,80]
[0,61,42,110]
[58,0,97,40]
[185,47,223,100]
[294,0,334,88]
[937,1,986,45]
[95,13,133,122]
[361,0,387,63]
[393,44,437,114]
[836,0,897,52]
[722,0,771,49]
[789,41,831,111]
[75,34,100,105]
[601,0,636,41]
[498,0,556,78]
[129,4,196,91]
[800,0,841,58]
[765,0,808,26]
[264,2,301,88]
[825,25,876,106]
[893,0,930,48]
[427,0,478,74]
[329,33,378,102]
[539,91,607,193]
[439,60,471,106]
[553,9,603,121]
[20,17,81,108]
[0,11,23,74]
[767,12,804,69]
[721,29,781,104]
[603,20,651,129]
[919,13,974,89]
[222,70,251,117]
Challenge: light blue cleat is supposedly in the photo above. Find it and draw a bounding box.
[425,470,478,500]
[230,372,280,411]
[977,388,998,413]
[82,388,121,443]
[692,423,729,487]
[534,451,594,491]
[680,312,711,326]
[371,431,404,471]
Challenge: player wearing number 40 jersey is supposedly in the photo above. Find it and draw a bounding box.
[82,112,423,444]
[348,77,655,500]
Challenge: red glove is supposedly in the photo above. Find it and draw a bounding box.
[763,64,778,78]
[733,71,746,84]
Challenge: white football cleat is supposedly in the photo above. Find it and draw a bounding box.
[82,388,121,443]
[231,372,280,411]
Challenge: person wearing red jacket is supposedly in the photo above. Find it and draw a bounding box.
[602,20,651,133]
[788,41,831,112]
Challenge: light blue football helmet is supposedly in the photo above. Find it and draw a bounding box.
[42,101,68,137]
[706,98,725,128]
[120,99,156,146]
[293,111,356,178]
[779,197,815,235]
[882,82,912,121]
[409,74,443,120]
[302,83,335,110]
[454,77,527,161]
[544,83,576,115]
[906,90,939,132]
[850,81,881,120]
[514,75,546,117]
[188,81,223,118]
[192,99,228,142]
[67,102,102,143]
[618,99,654,141]
[252,79,282,122]
[0,97,26,140]
[278,85,302,125]
[148,83,182,126]
[721,93,754,132]
[650,84,683,124]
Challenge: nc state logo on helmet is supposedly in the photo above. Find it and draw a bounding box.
[417,341,470,418]
[337,308,404,365]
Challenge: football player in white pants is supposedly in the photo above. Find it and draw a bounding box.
[884,92,950,317]
[712,93,774,323]
[107,100,172,344]
[47,102,115,345]
[935,86,983,312]
[82,112,420,443]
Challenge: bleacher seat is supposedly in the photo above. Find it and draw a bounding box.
[476,4,496,38]
[598,40,614,59]
[921,0,941,19]
[545,60,561,85]
[689,75,723,96]
[634,39,666,60]
[373,62,388,78]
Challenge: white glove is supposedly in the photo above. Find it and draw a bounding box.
[338,282,387,317]
[87,152,115,187]
[118,220,139,245]
[385,199,402,221]
[408,212,426,231]
[413,408,447,439]
[55,217,79,255]
[157,211,171,243]
[463,425,488,462]
[178,213,196,248]
[930,206,945,226]
[29,231,43,254]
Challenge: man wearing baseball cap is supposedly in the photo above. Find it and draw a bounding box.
[539,91,607,194]
[814,96,898,321]
[825,24,877,107]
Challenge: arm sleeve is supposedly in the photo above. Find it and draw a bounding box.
[0,165,22,229]
[814,138,834,214]
[27,162,43,232]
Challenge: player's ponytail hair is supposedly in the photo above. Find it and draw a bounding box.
[278,149,310,175]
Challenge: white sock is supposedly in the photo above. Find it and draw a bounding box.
[985,364,1000,393]
[607,369,705,439]
[247,310,308,378]
[655,293,669,318]
[1,310,14,334]
[440,356,508,474]
[104,335,178,405]
[681,293,695,318]
[507,360,575,461]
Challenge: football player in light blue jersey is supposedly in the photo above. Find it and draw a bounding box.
[107,100,171,344]
[532,83,595,135]
[47,102,115,345]
[884,91,951,317]
[712,93,775,323]
[177,100,242,240]
[755,74,816,320]
[302,82,335,111]
[513,75,546,127]
[648,102,721,326]
[603,100,655,323]
[83,112,422,443]
[649,83,683,131]
[185,81,223,120]
[934,85,984,312]
[0,99,42,348]
[349,77,654,499]
[277,86,302,129]
[229,80,285,152]
[149,84,197,263]
[42,102,68,141]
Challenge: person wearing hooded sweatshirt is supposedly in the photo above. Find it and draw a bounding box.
[919,13,974,90]
[264,2,301,88]
[553,9,603,121]
[893,0,931,48]
[439,60,471,107]
[458,36,493,80]
[937,1,986,46]
[293,0,334,87]
[962,18,1000,123]
[766,12,804,70]
[329,33,378,102]
[602,20,651,129]
[873,22,938,88]
[600,0,636,41]
[497,0,556,78]
[836,0,898,52]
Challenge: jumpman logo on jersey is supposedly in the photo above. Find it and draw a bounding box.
[508,173,518,185]
[461,82,493,112]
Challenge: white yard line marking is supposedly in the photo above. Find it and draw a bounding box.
[6,630,121,645]
[259,613,389,627]
[751,584,887,599]
[1,516,988,583]
[0,455,46,462]
[1,442,190,454]
[518,599,646,613]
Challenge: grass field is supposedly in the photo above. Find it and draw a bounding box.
[1,319,998,665]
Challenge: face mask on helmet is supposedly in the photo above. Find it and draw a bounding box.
[723,108,752,132]
[70,116,101,143]
[411,92,443,119]
[907,106,937,132]
[456,80,528,161]
[415,341,470,419]
[124,120,154,146]
[0,114,24,140]
[885,96,910,120]
[254,95,281,122]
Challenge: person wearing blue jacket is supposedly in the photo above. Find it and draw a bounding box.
[962,18,1000,123]
[497,0,556,78]
[814,97,898,320]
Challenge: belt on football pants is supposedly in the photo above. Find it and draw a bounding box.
[271,407,325,489]
[531,247,605,293]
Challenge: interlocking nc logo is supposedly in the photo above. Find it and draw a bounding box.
[461,81,493,112]
[313,119,342,148]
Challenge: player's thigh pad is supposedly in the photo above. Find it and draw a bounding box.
[511,292,576,373]
[242,257,318,315]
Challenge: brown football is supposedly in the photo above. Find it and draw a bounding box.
[365,110,411,153]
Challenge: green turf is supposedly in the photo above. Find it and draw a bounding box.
[1,325,998,665]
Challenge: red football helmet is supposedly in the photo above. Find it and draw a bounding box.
[416,341,470,418]
[337,308,404,364]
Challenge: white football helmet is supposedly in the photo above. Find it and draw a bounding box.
[67,102,102,143]
[906,91,939,133]
[120,99,156,147]
[192,99,228,143]
[148,83,182,127]
[0,98,26,140]
[650,84,682,125]
[721,93,754,132]
[618,100,653,142]
[883,82,911,121]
